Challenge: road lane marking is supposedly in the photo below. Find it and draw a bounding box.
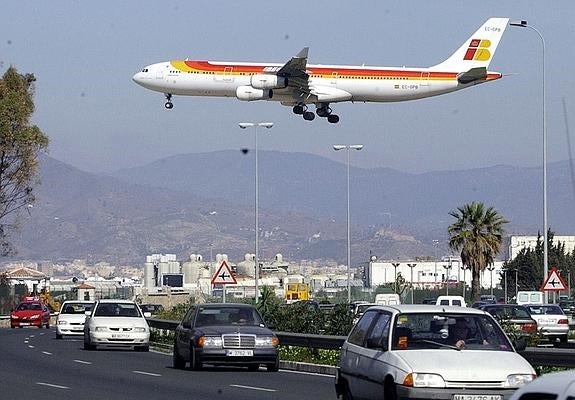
[28,345,35,349]
[132,370,162,377]
[42,351,52,355]
[230,384,277,392]
[36,382,69,390]
[73,359,92,365]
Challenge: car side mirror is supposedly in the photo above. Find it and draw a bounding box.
[143,312,152,318]
[513,337,527,351]
[85,310,92,316]
[182,321,191,329]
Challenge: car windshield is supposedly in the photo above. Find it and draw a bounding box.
[94,302,141,317]
[195,306,264,327]
[17,302,42,311]
[391,313,513,351]
[62,302,94,314]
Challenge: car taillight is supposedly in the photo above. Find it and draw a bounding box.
[558,319,569,325]
[522,323,537,333]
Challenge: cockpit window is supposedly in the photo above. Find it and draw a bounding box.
[142,68,148,72]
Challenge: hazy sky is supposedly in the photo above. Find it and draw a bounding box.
[1,1,573,173]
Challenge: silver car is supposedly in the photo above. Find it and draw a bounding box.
[336,305,535,400]
[525,304,570,344]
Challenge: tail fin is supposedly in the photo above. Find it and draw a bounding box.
[430,17,509,71]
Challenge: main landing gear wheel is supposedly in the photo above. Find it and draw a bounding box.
[303,111,315,121]
[327,114,340,124]
[164,93,173,109]
[292,105,304,115]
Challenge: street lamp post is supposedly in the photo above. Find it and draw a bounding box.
[433,240,439,286]
[444,263,452,295]
[239,122,274,304]
[510,20,548,303]
[392,262,400,294]
[487,265,496,297]
[407,263,417,304]
[333,144,363,304]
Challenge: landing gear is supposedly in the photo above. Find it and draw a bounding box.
[303,111,315,121]
[292,103,339,123]
[316,104,340,124]
[164,93,173,109]
[293,104,315,121]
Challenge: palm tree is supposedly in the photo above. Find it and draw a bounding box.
[448,202,508,301]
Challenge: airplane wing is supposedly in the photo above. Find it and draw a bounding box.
[277,47,311,95]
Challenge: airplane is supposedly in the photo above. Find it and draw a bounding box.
[132,17,509,124]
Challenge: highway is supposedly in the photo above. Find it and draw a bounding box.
[0,328,335,400]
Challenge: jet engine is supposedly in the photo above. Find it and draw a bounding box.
[250,74,288,89]
[236,86,273,101]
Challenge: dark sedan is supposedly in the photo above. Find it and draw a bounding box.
[479,304,538,337]
[172,303,279,371]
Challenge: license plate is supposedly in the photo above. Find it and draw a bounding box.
[20,322,30,326]
[453,395,502,400]
[111,333,130,338]
[226,349,253,357]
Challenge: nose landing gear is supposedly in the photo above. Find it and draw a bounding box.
[164,93,173,109]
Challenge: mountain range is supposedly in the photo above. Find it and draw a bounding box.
[4,152,574,266]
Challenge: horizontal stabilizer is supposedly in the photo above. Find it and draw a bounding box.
[457,67,487,84]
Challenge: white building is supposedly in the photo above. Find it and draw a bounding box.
[508,235,575,261]
[364,259,504,290]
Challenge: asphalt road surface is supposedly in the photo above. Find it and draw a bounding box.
[0,327,335,400]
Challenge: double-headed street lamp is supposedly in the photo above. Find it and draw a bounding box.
[510,20,548,303]
[239,122,274,304]
[333,144,363,303]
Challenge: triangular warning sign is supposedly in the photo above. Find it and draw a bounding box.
[211,260,237,285]
[540,267,567,291]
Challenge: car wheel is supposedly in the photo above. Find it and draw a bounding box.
[56,333,63,340]
[384,379,398,400]
[173,346,186,369]
[190,347,203,370]
[341,381,354,400]
[136,345,149,352]
[84,335,96,350]
[560,335,568,344]
[266,357,279,372]
[247,364,260,371]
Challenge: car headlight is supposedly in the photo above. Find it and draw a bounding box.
[403,373,446,388]
[504,374,535,388]
[197,335,223,348]
[10,314,18,319]
[30,314,39,320]
[57,320,69,325]
[255,335,280,348]
[94,326,108,332]
[134,327,147,333]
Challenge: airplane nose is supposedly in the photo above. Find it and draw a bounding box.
[132,72,143,84]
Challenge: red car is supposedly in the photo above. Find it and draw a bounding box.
[11,298,51,329]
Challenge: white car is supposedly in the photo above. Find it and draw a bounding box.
[336,305,536,400]
[84,299,150,351]
[525,303,570,344]
[509,370,575,400]
[56,300,94,339]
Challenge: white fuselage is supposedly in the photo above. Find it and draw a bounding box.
[133,60,500,106]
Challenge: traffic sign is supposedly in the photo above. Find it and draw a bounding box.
[540,267,567,291]
[211,260,237,285]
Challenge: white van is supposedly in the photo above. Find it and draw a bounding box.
[374,293,401,305]
[516,291,544,305]
[436,295,467,307]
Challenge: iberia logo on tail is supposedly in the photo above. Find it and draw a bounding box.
[464,39,492,61]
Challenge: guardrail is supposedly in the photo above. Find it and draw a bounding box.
[146,318,575,368]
